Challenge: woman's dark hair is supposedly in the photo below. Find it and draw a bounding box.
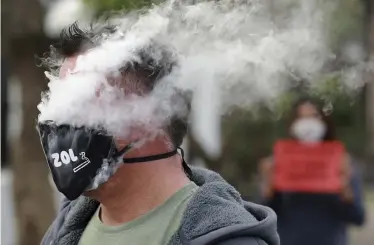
[287,96,336,141]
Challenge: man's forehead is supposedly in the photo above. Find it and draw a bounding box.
[59,55,79,78]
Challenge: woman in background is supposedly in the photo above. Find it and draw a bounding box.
[259,97,365,245]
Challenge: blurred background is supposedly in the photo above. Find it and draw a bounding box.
[1,0,374,245]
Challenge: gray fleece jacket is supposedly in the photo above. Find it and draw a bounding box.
[41,167,279,245]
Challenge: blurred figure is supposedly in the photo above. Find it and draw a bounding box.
[259,97,365,245]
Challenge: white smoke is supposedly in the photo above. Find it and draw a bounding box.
[37,0,366,137]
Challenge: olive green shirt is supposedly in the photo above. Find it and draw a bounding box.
[78,182,198,245]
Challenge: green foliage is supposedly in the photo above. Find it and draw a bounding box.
[84,0,162,16]
[328,0,365,50]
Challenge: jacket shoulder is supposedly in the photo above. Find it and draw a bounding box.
[41,197,73,244]
[216,237,268,245]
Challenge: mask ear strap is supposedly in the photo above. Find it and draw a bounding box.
[113,142,193,178]
[111,141,135,159]
[117,143,133,156]
[178,147,192,179]
[122,149,178,163]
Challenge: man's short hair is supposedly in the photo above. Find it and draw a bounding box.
[43,22,190,147]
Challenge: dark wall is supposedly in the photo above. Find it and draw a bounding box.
[2,58,9,167]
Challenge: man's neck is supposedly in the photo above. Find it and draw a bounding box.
[92,156,191,226]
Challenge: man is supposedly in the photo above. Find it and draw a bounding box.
[40,23,279,245]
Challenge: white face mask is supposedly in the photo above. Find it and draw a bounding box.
[291,118,327,143]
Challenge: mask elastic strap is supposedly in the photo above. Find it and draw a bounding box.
[119,147,193,178]
[122,149,178,163]
[178,147,192,179]
[113,143,134,158]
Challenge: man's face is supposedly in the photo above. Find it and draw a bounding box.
[59,56,125,196]
[60,54,144,142]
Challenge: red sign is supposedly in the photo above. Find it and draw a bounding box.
[272,140,344,193]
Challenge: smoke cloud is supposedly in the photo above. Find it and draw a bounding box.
[38,0,367,137]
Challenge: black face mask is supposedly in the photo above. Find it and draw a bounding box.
[37,121,183,200]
